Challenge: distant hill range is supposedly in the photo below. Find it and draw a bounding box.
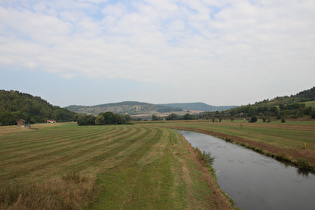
[64,101,182,116]
[65,101,237,116]
[159,103,237,111]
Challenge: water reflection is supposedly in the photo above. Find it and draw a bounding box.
[297,168,312,176]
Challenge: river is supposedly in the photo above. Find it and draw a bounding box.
[178,130,315,210]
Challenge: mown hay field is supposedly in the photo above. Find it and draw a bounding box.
[0,123,232,209]
[149,120,315,167]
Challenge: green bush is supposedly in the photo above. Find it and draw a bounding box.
[194,147,215,166]
[250,116,257,123]
[296,158,313,170]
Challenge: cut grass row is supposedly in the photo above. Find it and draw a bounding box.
[0,123,232,209]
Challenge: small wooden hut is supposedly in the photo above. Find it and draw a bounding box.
[17,119,26,127]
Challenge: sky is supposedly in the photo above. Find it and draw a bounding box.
[0,0,314,107]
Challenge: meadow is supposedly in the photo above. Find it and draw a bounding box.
[1,119,314,209]
[0,123,232,209]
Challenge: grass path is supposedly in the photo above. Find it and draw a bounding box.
[0,123,232,209]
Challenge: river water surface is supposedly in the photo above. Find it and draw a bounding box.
[178,131,315,210]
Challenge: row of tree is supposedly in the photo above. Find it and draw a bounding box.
[227,103,314,119]
[152,101,315,123]
[77,112,131,125]
[152,113,196,121]
[197,104,315,122]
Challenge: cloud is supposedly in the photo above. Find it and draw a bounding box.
[1,0,315,105]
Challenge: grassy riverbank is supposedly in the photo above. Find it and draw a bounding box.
[145,120,315,170]
[0,123,233,209]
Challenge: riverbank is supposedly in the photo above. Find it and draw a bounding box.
[147,121,315,171]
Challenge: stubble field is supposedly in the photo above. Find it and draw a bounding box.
[0,123,232,209]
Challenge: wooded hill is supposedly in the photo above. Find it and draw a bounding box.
[65,101,182,116]
[0,90,76,125]
[254,87,315,106]
[201,87,315,121]
[159,102,237,111]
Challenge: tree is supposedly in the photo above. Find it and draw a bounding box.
[0,112,15,125]
[124,114,131,122]
[95,114,104,125]
[281,117,286,123]
[101,112,115,124]
[183,113,195,120]
[93,112,130,125]
[250,116,257,123]
[166,113,178,120]
[77,115,96,125]
[152,114,159,121]
[279,104,285,111]
[112,113,125,124]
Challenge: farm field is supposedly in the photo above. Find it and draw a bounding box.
[147,120,315,168]
[0,123,232,209]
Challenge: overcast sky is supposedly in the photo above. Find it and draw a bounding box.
[1,0,314,107]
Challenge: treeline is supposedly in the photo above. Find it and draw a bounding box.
[152,113,196,121]
[77,112,131,125]
[0,90,75,125]
[154,102,315,123]
[229,103,314,118]
[197,102,315,122]
[198,87,315,122]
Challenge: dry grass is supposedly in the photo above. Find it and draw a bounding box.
[0,171,96,210]
[0,123,233,209]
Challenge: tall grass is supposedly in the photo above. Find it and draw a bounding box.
[194,147,215,166]
[0,171,96,210]
[296,158,313,170]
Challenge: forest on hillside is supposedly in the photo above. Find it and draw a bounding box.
[199,87,315,121]
[0,90,76,125]
[255,87,315,106]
